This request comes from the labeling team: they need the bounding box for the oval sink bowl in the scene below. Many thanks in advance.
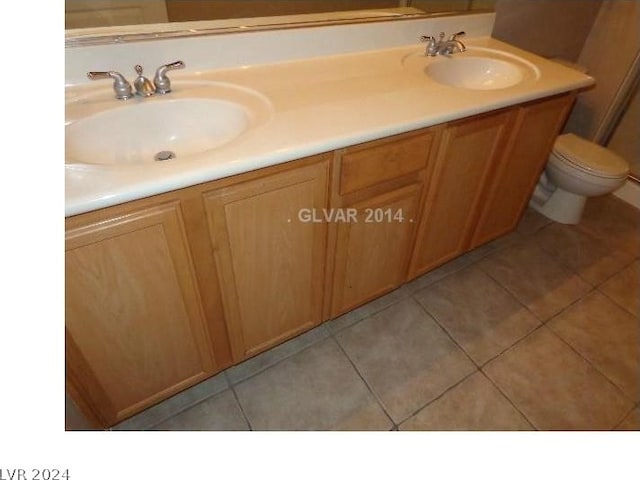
[402,47,540,91]
[426,56,524,90]
[65,81,272,166]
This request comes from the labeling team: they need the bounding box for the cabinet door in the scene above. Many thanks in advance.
[205,158,329,361]
[470,94,575,247]
[330,183,422,317]
[409,110,513,278]
[66,201,216,427]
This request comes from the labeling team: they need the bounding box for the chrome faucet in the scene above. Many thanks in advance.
[86,71,134,100]
[420,31,466,56]
[153,60,185,94]
[87,60,185,100]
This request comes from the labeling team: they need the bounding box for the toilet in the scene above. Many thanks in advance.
[530,133,629,224]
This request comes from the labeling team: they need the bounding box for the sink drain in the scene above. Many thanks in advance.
[154,150,176,161]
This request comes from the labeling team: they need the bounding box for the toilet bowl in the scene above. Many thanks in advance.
[530,133,629,224]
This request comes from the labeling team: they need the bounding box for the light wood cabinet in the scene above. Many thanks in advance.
[66,93,576,428]
[328,129,439,317]
[329,184,423,316]
[204,155,330,361]
[65,201,217,427]
[409,110,514,279]
[470,94,576,248]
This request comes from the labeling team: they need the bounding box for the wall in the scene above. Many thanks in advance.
[564,0,640,141]
[492,0,602,61]
[608,84,640,176]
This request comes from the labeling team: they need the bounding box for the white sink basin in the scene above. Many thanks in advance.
[65,81,272,166]
[402,47,540,90]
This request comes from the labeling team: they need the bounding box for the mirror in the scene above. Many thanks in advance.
[66,1,495,44]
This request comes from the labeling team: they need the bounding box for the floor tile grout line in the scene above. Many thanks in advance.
[338,290,535,430]
[476,368,538,431]
[225,325,332,388]
[359,288,412,316]
[573,213,640,258]
[580,254,634,290]
[468,293,636,430]
[227,378,254,431]
[543,282,601,323]
[327,290,405,336]
[150,326,334,429]
[582,251,636,288]
[410,264,551,369]
[408,295,480,371]
[220,289,466,431]
[473,246,539,318]
[396,369,479,430]
[596,281,639,318]
[397,294,528,429]
[475,243,598,325]
[138,378,232,431]
[522,217,553,237]
[611,402,638,430]
[399,229,521,296]
[145,330,332,430]
[475,324,543,370]
[479,321,547,368]
[530,222,637,289]
[403,255,482,294]
[544,323,638,408]
[328,332,397,429]
[411,293,485,370]
[326,313,369,335]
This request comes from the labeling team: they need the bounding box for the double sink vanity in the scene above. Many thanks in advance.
[65,13,593,428]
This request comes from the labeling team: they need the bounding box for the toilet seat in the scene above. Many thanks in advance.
[552,133,629,179]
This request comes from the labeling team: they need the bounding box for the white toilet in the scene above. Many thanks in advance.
[530,133,629,224]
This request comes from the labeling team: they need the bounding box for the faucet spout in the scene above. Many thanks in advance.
[134,65,155,97]
[419,31,466,57]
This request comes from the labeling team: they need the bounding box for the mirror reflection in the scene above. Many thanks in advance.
[66,0,495,30]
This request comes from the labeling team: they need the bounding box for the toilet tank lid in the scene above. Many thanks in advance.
[554,134,629,177]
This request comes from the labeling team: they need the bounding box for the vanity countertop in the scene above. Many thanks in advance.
[65,36,593,216]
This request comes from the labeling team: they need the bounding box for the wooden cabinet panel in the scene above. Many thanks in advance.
[330,183,422,317]
[65,201,216,426]
[470,94,575,248]
[339,129,436,195]
[409,110,514,278]
[204,157,330,361]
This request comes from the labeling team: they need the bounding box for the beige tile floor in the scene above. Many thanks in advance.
[115,195,640,431]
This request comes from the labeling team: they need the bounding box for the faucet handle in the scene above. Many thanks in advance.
[153,60,185,95]
[420,35,438,56]
[87,71,133,100]
[448,31,466,41]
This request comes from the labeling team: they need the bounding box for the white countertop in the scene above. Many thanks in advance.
[65,35,593,217]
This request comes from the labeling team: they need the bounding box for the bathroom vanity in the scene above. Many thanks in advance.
[65,14,592,428]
